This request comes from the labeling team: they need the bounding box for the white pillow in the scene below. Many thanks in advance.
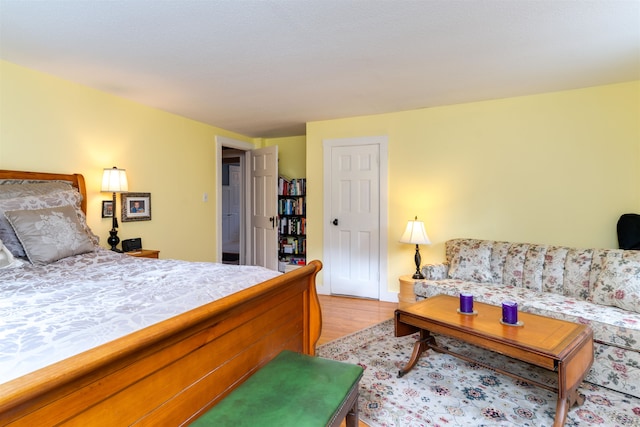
[0,238,16,268]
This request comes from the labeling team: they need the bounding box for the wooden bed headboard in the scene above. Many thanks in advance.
[0,169,88,214]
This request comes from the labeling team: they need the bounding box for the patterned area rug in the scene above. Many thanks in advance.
[317,319,640,427]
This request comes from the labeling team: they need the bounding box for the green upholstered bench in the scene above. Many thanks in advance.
[192,350,364,427]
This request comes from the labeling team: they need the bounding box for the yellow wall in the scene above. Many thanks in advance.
[307,81,640,295]
[265,135,307,179]
[0,60,257,261]
[2,59,638,297]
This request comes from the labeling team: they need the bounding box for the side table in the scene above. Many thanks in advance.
[125,249,160,259]
[398,275,420,309]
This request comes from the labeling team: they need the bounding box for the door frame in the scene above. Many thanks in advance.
[322,135,393,302]
[215,136,253,264]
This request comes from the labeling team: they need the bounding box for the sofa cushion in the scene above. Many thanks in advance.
[541,246,569,294]
[590,251,640,314]
[563,248,594,299]
[502,243,529,287]
[522,244,547,292]
[421,263,449,280]
[489,241,511,284]
[447,240,492,282]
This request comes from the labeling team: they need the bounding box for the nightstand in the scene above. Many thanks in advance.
[125,249,160,259]
[398,275,420,309]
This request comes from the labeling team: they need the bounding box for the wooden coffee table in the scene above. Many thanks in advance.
[395,294,593,427]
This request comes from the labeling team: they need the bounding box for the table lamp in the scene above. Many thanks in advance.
[101,166,128,252]
[400,216,431,279]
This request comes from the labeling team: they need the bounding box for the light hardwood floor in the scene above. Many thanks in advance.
[317,295,398,427]
[318,295,398,346]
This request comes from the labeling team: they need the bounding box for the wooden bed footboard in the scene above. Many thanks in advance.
[0,260,323,426]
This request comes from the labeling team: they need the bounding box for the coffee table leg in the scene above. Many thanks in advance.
[554,339,592,427]
[554,394,568,427]
[398,329,434,377]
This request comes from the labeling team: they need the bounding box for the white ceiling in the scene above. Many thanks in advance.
[1,0,639,138]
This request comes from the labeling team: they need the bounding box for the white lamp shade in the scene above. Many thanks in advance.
[400,219,431,245]
[101,167,129,192]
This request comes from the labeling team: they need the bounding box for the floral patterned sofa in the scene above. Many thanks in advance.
[414,238,640,398]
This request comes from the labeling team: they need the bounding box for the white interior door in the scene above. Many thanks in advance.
[222,164,241,255]
[228,165,241,244]
[250,146,279,270]
[326,142,381,299]
[222,186,232,245]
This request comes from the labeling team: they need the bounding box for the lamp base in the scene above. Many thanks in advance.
[412,244,424,280]
[108,228,121,252]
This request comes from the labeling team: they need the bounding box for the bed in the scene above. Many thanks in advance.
[0,169,322,426]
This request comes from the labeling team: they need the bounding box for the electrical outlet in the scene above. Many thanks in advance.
[203,192,208,202]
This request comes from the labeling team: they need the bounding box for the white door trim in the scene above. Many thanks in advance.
[215,136,253,264]
[322,135,393,302]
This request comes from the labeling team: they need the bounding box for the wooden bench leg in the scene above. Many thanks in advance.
[345,397,358,427]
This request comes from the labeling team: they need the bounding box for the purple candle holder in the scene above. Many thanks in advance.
[459,293,474,314]
[502,301,518,324]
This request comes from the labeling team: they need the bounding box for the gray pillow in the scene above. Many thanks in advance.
[4,205,95,265]
[0,182,74,199]
[0,190,98,257]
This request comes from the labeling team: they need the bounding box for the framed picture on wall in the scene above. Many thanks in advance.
[121,192,151,222]
[101,200,114,218]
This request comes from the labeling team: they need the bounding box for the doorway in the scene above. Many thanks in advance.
[216,136,279,270]
[322,135,391,301]
[216,136,253,265]
[222,153,241,264]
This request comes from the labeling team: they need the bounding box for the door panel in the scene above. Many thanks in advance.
[222,186,231,245]
[328,144,380,298]
[228,165,241,244]
[250,146,278,271]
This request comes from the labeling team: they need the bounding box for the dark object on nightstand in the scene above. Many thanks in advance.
[122,238,142,252]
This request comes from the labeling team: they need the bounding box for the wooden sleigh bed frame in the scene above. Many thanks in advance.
[0,169,323,426]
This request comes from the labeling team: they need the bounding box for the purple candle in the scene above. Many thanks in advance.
[502,301,518,324]
[459,293,474,313]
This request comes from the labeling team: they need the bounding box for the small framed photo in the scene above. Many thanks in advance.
[102,200,114,218]
[121,192,151,222]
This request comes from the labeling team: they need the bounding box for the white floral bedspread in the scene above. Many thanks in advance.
[0,248,280,384]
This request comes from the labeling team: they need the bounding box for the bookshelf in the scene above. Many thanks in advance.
[278,177,306,271]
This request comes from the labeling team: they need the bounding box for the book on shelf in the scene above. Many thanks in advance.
[278,197,305,215]
[279,236,306,256]
[278,177,306,196]
[279,217,306,235]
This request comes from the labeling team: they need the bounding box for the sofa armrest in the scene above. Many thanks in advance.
[421,263,449,280]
